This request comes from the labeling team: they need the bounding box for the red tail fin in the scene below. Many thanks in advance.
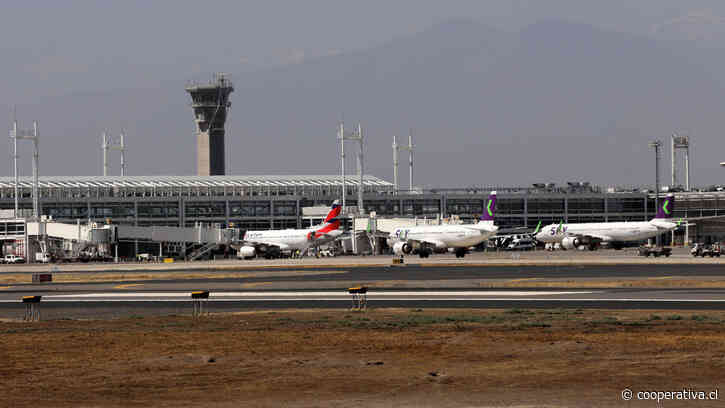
[315,220,340,235]
[324,200,341,223]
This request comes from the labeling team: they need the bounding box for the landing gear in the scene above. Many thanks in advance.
[418,248,432,258]
[264,247,281,259]
[455,248,467,258]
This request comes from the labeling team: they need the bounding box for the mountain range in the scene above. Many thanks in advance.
[7,19,725,188]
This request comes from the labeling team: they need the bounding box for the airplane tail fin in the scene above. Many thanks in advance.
[469,191,497,233]
[654,194,675,219]
[324,200,341,223]
[308,219,341,240]
[479,191,497,222]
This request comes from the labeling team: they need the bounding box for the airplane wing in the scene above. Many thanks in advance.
[405,238,447,249]
[565,233,612,242]
[243,240,290,251]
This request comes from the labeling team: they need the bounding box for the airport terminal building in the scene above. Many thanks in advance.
[0,175,723,245]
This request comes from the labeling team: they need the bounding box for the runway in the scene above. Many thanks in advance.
[4,262,725,282]
[2,261,725,319]
[2,287,725,320]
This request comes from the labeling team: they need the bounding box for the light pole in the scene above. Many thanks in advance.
[11,119,40,219]
[338,122,365,215]
[650,140,662,246]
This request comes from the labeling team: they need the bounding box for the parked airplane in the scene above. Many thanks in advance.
[535,194,679,250]
[388,192,499,258]
[238,200,342,259]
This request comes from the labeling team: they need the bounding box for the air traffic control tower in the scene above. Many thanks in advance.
[185,73,234,176]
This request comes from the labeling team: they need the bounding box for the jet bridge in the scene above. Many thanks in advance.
[1,217,240,262]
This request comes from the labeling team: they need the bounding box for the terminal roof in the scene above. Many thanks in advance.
[0,175,394,189]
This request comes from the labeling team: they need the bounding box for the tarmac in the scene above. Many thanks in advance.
[1,247,724,274]
[1,247,724,319]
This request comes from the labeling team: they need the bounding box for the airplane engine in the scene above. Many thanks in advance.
[238,246,257,259]
[561,236,581,250]
[561,236,599,250]
[393,242,412,255]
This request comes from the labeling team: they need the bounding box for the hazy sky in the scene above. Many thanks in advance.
[4,1,725,186]
[3,0,724,102]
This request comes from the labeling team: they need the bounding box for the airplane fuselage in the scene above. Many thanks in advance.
[244,227,341,251]
[537,220,676,243]
[389,224,496,248]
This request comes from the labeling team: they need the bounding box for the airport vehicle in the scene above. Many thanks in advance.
[35,252,52,263]
[388,192,498,258]
[3,254,25,264]
[506,238,536,251]
[691,243,721,257]
[637,246,672,257]
[535,194,679,250]
[318,248,337,257]
[238,201,342,259]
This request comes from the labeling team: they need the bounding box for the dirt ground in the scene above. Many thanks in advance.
[1,308,724,407]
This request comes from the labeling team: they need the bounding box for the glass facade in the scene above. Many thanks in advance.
[447,199,483,215]
[568,198,604,214]
[138,202,179,218]
[527,198,565,214]
[608,197,646,214]
[185,202,225,218]
[22,176,725,234]
[497,198,525,215]
[1,193,656,228]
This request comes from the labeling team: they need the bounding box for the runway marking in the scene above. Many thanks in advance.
[44,290,596,299]
[2,298,725,303]
[507,278,540,283]
[114,283,144,289]
[240,282,275,288]
[648,276,675,280]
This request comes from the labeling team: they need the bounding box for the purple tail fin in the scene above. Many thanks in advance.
[655,194,674,219]
[481,191,497,221]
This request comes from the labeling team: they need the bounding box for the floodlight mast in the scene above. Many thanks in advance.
[120,130,126,176]
[671,133,691,191]
[102,131,108,177]
[392,135,399,193]
[10,118,40,219]
[407,129,414,191]
[12,119,18,218]
[392,129,414,193]
[338,121,365,215]
[339,122,346,213]
[649,140,662,246]
[32,122,38,219]
[102,130,127,176]
[357,123,364,215]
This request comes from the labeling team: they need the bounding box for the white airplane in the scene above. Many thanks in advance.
[238,200,342,259]
[388,191,499,258]
[535,194,679,250]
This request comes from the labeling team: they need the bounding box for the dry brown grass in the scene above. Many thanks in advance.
[1,308,724,407]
